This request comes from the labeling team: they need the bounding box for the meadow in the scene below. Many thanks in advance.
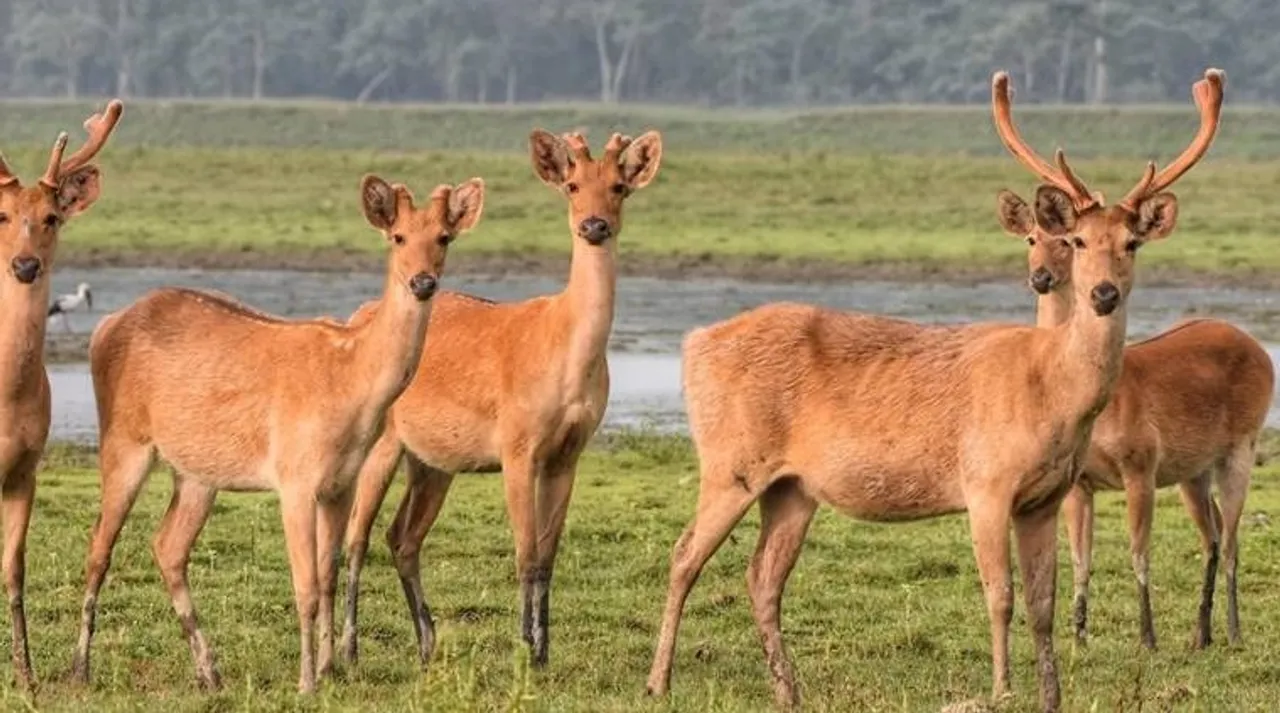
[2,434,1278,712]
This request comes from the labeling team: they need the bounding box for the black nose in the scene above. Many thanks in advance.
[578,217,612,245]
[1090,282,1120,316]
[11,257,40,284]
[1028,267,1055,295]
[408,272,438,302]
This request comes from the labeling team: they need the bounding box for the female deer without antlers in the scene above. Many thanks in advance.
[338,130,661,669]
[646,70,1221,713]
[70,173,485,692]
[995,70,1269,650]
[0,99,122,689]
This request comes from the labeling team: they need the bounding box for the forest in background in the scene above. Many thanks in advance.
[1,0,1276,106]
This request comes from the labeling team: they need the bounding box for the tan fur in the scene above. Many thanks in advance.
[0,102,121,689]
[998,189,1273,650]
[336,129,662,669]
[70,175,485,693]
[646,72,1223,713]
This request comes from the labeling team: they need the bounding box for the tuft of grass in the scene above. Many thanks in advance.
[8,434,1280,711]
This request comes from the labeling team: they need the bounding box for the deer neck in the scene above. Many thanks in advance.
[1050,294,1126,420]
[555,238,617,393]
[349,271,432,411]
[0,278,51,399]
[1035,286,1074,329]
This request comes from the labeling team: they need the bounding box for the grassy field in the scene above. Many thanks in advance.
[4,434,1279,712]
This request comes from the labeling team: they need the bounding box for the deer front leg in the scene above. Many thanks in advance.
[1122,472,1157,649]
[966,497,1013,702]
[280,487,320,694]
[316,487,355,679]
[501,451,542,661]
[1061,485,1094,645]
[340,434,404,666]
[528,449,587,668]
[1,468,35,690]
[1015,502,1063,713]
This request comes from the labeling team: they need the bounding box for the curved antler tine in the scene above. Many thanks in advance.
[39,133,70,188]
[392,183,416,213]
[602,132,633,163]
[0,154,17,187]
[561,132,592,162]
[1122,68,1224,209]
[1118,161,1157,211]
[60,99,124,174]
[991,71,1095,207]
[1053,149,1096,210]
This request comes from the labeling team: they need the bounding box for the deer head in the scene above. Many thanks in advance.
[993,69,1223,315]
[360,175,484,302]
[0,100,122,286]
[528,129,662,246]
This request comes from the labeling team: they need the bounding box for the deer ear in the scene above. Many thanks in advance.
[1128,192,1178,242]
[448,178,485,234]
[57,165,101,217]
[621,131,663,189]
[361,174,397,230]
[996,190,1034,237]
[1033,185,1077,236]
[529,129,571,187]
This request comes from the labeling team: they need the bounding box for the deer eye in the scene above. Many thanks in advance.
[392,234,405,245]
[1072,237,1086,249]
[1025,237,1035,246]
[566,182,579,194]
[610,183,627,195]
[436,233,452,247]
[1125,239,1141,253]
[44,213,59,228]
[0,212,8,225]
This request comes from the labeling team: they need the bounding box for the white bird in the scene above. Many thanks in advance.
[48,282,93,333]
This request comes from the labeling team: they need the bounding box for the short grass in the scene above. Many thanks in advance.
[3,143,1276,276]
[5,434,1280,712]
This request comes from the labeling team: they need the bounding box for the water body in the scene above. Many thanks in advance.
[42,267,1280,442]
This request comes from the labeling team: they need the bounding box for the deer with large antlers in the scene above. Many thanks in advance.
[0,100,122,688]
[337,130,661,669]
[993,68,1270,653]
[645,71,1223,712]
[69,173,485,692]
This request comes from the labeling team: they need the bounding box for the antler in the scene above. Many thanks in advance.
[991,71,1098,210]
[39,99,124,188]
[561,132,593,163]
[1117,68,1224,211]
[0,154,17,187]
[602,133,633,164]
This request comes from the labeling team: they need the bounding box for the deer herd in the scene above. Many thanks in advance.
[0,67,1268,711]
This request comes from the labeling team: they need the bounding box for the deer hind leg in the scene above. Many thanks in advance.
[152,476,220,691]
[1015,502,1062,713]
[72,439,154,685]
[340,434,404,665]
[316,486,356,679]
[746,478,817,709]
[645,461,759,698]
[966,496,1014,702]
[1122,471,1158,649]
[1217,443,1253,646]
[386,455,455,668]
[2,461,37,690]
[1062,485,1095,645]
[1177,473,1219,649]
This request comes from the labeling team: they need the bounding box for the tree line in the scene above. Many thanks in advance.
[2,0,1276,106]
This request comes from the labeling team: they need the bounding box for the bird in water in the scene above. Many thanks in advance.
[48,282,93,333]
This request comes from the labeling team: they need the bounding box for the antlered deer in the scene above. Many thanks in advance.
[70,174,485,693]
[995,71,1270,650]
[0,99,122,689]
[645,70,1222,713]
[338,130,661,669]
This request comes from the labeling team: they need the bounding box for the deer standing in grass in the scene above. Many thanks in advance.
[0,100,122,689]
[69,173,485,692]
[646,71,1222,713]
[994,71,1270,651]
[337,130,662,669]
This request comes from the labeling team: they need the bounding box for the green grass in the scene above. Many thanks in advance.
[6,434,1280,711]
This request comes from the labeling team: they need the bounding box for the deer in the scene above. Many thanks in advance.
[645,70,1222,713]
[69,173,485,693]
[336,130,662,670]
[0,99,122,690]
[993,70,1271,652]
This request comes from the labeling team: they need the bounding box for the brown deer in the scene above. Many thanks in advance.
[69,174,485,693]
[645,70,1221,713]
[337,130,662,669]
[0,100,122,689]
[994,71,1269,651]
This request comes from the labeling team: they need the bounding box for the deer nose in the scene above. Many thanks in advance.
[10,256,41,284]
[1028,267,1055,295]
[1090,281,1120,316]
[578,217,612,245]
[408,272,438,302]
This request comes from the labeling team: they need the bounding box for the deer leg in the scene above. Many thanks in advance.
[386,456,455,668]
[645,463,759,698]
[1177,474,1219,649]
[966,497,1014,702]
[1,463,36,690]
[72,440,153,685]
[280,486,320,693]
[1217,444,1253,646]
[501,451,544,658]
[527,448,587,668]
[1122,472,1157,650]
[152,477,220,691]
[339,433,403,665]
[1061,485,1094,645]
[316,486,355,679]
[746,479,817,710]
[1015,502,1062,713]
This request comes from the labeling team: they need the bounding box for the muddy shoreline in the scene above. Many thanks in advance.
[58,246,1280,290]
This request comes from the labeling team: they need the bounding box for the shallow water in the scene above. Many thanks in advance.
[42,267,1280,442]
